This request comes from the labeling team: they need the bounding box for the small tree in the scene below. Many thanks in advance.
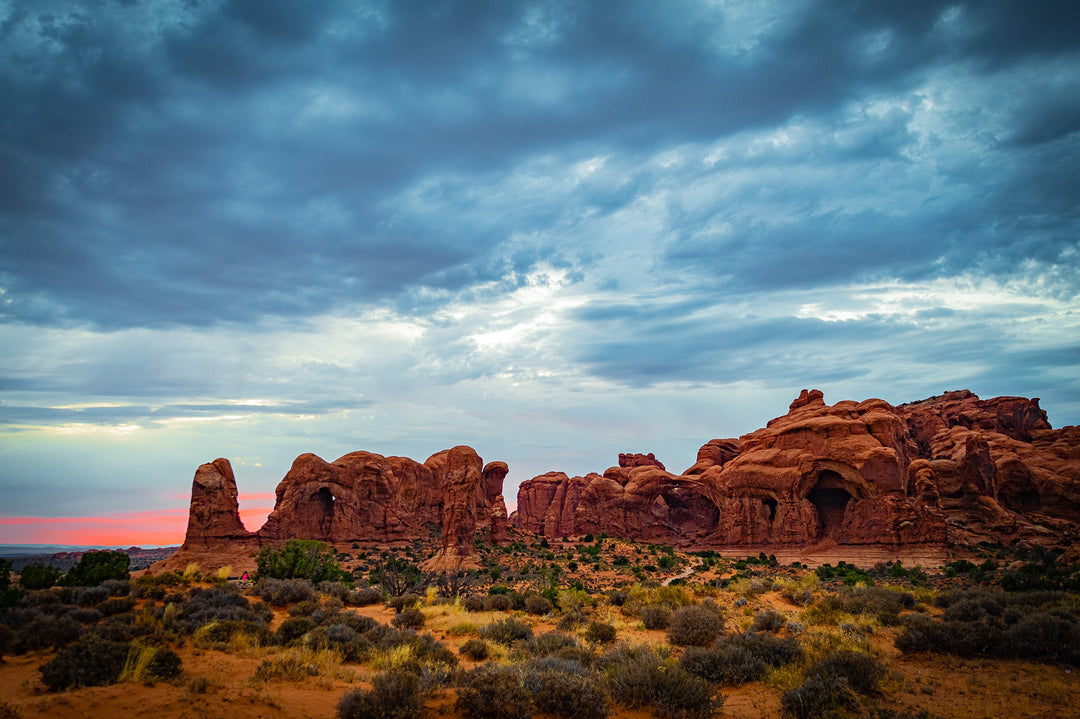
[62,551,130,587]
[255,539,351,584]
[20,562,63,590]
[370,556,423,597]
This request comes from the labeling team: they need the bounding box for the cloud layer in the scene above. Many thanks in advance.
[2,1,1078,537]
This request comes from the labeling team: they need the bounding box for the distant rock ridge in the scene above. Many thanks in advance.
[168,390,1080,573]
[511,390,1079,550]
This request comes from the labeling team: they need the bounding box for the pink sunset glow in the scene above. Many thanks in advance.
[0,492,276,547]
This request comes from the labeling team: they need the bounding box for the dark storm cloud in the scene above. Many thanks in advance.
[2,0,1078,331]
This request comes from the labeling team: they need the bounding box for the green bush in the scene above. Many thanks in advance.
[19,563,63,590]
[667,605,723,647]
[339,668,423,719]
[63,551,130,587]
[750,609,786,632]
[40,637,129,691]
[256,540,351,584]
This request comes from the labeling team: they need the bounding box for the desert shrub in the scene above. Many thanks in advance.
[178,587,256,632]
[600,643,667,709]
[251,577,316,606]
[345,587,384,606]
[680,632,803,685]
[256,539,351,584]
[585,621,617,644]
[0,623,12,660]
[12,614,83,652]
[122,644,182,681]
[69,607,103,624]
[654,666,722,719]
[457,664,533,719]
[102,579,131,596]
[98,597,136,617]
[668,605,723,647]
[388,594,421,613]
[459,638,489,660]
[63,551,130,587]
[19,563,62,590]
[391,607,425,630]
[608,589,628,606]
[339,668,424,719]
[808,649,885,695]
[484,594,513,612]
[641,605,672,630]
[517,631,592,665]
[480,617,533,645]
[751,609,786,633]
[310,624,366,662]
[319,581,350,600]
[1002,611,1080,664]
[39,637,129,691]
[524,594,553,615]
[337,611,380,634]
[74,586,109,606]
[557,610,586,631]
[277,616,317,645]
[780,648,885,719]
[463,595,486,612]
[781,674,854,719]
[289,599,320,617]
[806,586,913,626]
[524,659,610,719]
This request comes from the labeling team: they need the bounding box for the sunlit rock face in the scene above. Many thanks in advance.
[512,390,1080,550]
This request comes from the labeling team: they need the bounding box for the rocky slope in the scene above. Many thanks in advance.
[512,390,1080,552]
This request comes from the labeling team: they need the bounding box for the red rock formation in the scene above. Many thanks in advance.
[173,445,510,571]
[181,458,258,550]
[512,390,1080,551]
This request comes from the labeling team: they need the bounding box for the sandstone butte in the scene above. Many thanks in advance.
[163,390,1080,573]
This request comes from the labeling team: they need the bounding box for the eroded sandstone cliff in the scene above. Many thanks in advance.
[511,390,1080,550]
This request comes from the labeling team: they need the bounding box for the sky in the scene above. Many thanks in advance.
[1,0,1078,547]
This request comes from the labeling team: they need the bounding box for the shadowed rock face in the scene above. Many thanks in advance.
[179,445,510,569]
[512,390,1080,549]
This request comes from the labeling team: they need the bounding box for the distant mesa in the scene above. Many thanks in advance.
[163,389,1080,573]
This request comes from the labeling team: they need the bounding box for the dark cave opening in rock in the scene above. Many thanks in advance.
[312,487,335,537]
[808,484,852,539]
[764,498,778,520]
[661,488,720,534]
